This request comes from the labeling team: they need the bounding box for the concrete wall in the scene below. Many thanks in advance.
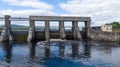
[0,31,81,42]
[90,31,120,42]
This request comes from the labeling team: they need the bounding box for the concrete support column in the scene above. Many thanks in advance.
[0,15,11,41]
[72,21,81,40]
[45,20,50,41]
[30,20,35,28]
[5,15,11,29]
[27,20,35,42]
[85,21,90,38]
[59,20,66,39]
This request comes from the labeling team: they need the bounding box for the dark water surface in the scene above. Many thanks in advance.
[0,40,120,67]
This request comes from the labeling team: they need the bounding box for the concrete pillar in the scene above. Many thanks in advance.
[27,20,35,42]
[72,21,82,40]
[59,20,66,39]
[45,20,50,41]
[0,15,11,41]
[5,15,11,29]
[30,20,35,28]
[85,21,90,38]
[5,15,11,36]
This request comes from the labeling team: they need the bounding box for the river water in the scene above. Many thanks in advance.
[0,40,120,67]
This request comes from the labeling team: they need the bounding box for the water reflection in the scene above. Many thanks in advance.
[72,41,79,57]
[101,45,112,54]
[59,42,65,57]
[40,41,91,59]
[28,42,37,67]
[28,42,36,60]
[0,40,119,67]
[1,41,13,63]
[45,42,50,58]
[83,40,91,58]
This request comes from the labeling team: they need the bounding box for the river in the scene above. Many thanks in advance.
[0,40,120,67]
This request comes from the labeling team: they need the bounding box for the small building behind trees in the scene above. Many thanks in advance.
[103,22,120,32]
[101,25,112,32]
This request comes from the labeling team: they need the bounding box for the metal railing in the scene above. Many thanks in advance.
[0,17,29,21]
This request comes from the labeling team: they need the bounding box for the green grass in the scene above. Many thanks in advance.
[112,29,120,32]
[12,28,28,30]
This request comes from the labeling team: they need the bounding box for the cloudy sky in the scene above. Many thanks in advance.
[0,0,120,26]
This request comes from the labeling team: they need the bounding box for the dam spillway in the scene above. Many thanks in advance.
[0,15,91,42]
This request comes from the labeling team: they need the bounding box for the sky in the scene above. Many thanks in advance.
[0,0,120,26]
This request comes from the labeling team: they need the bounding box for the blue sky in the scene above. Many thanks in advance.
[0,0,67,14]
[0,0,120,26]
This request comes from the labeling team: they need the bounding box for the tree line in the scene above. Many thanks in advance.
[106,22,120,29]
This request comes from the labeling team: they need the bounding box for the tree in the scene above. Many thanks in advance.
[106,22,120,29]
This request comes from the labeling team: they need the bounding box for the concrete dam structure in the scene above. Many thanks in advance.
[0,15,91,42]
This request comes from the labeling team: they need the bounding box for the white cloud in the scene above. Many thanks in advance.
[0,0,57,18]
[0,9,56,17]
[1,0,120,26]
[2,0,53,10]
[60,0,120,26]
